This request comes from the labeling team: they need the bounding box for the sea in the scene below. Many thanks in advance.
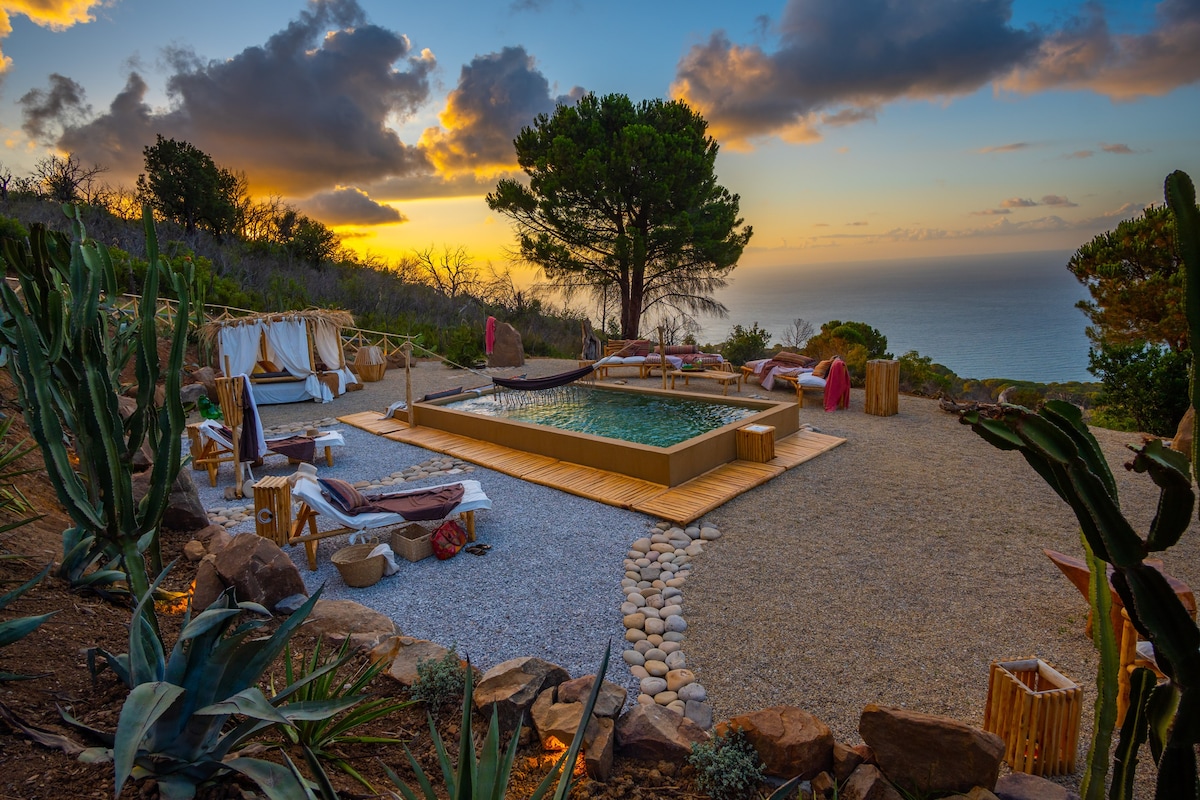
[691,250,1093,384]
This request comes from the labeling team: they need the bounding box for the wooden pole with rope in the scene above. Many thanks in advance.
[404,341,414,428]
[659,325,667,390]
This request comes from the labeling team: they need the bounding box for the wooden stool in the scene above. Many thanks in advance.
[865,359,899,416]
[984,658,1082,777]
[186,423,206,471]
[736,424,776,462]
[254,476,293,547]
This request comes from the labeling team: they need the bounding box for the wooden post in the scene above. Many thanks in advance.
[253,476,293,546]
[658,325,667,390]
[404,341,414,429]
[865,359,900,416]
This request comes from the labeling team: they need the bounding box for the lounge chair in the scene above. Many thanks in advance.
[193,374,345,497]
[287,470,492,570]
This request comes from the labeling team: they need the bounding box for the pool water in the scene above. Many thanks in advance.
[443,387,757,448]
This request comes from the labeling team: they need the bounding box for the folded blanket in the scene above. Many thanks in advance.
[344,483,466,520]
[266,435,316,464]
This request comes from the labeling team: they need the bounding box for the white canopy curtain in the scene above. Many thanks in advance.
[217,321,265,377]
[313,319,357,394]
[263,317,330,403]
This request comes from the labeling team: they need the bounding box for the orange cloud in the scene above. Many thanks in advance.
[0,0,104,72]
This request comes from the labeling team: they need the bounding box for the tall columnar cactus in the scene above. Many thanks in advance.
[0,206,189,609]
[1166,171,1200,483]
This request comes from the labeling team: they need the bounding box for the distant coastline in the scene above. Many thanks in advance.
[698,250,1091,384]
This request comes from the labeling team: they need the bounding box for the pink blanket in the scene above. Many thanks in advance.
[824,358,850,411]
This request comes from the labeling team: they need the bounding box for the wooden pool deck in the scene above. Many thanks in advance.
[337,411,845,525]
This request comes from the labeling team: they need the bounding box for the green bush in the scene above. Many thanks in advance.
[411,648,466,709]
[1087,341,1189,435]
[443,324,485,367]
[688,726,765,800]
[897,350,954,396]
[720,323,772,365]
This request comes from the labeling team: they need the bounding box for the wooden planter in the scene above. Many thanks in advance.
[253,476,293,546]
[865,359,899,416]
[984,658,1082,777]
[735,424,776,462]
[355,345,387,382]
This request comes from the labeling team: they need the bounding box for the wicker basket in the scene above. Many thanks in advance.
[355,346,387,382]
[331,542,386,588]
[390,523,433,562]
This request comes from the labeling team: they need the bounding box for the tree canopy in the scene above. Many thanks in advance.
[1068,204,1188,351]
[487,93,752,340]
[137,136,241,236]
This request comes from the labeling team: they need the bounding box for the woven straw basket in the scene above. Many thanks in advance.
[331,542,385,588]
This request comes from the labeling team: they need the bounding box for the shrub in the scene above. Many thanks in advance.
[411,647,466,708]
[443,324,484,368]
[897,350,954,396]
[1087,341,1189,435]
[688,726,765,800]
[720,323,772,365]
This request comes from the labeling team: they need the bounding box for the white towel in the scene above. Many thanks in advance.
[368,542,401,576]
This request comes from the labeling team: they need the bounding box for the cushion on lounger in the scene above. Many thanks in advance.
[774,351,815,368]
[319,477,367,512]
[421,386,463,402]
[252,359,281,375]
[813,359,833,378]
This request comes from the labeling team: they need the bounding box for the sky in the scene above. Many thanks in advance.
[1,0,1198,277]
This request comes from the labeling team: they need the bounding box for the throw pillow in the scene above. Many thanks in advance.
[775,351,815,368]
[813,359,833,378]
[319,477,367,512]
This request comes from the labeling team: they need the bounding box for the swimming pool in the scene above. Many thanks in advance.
[412,383,798,486]
[442,387,758,447]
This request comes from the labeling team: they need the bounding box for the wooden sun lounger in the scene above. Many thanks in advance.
[668,368,742,396]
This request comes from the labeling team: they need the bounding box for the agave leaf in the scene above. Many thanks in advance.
[0,561,52,611]
[272,696,364,722]
[455,661,475,799]
[551,643,611,800]
[223,756,311,800]
[113,682,185,798]
[196,687,292,725]
[0,612,58,648]
[177,606,243,641]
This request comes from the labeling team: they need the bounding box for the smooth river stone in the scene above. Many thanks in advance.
[659,641,681,655]
[647,595,665,610]
[685,543,704,556]
[631,538,652,553]
[660,604,683,618]
[644,660,669,677]
[644,648,667,662]
[663,631,685,643]
[620,602,638,616]
[621,578,636,588]
[668,700,687,716]
[623,613,646,630]
[627,550,643,560]
[684,526,700,538]
[666,669,695,692]
[634,639,653,654]
[622,650,646,667]
[639,587,661,598]
[661,563,678,574]
[677,683,707,702]
[630,665,649,680]
[700,527,721,540]
[647,634,664,646]
[664,615,687,633]
[625,629,647,643]
[666,578,686,588]
[665,651,686,670]
[657,552,676,563]
[641,607,662,620]
[628,592,646,607]
[662,587,682,599]
[640,677,667,696]
[650,542,674,554]
[654,691,679,706]
[635,558,651,568]
[624,571,640,581]
[637,694,655,705]
[644,617,666,636]
[650,533,670,544]
[640,567,661,581]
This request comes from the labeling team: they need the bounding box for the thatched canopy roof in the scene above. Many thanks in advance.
[198,308,354,349]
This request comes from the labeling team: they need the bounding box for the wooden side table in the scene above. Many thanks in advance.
[254,475,293,547]
[984,658,1081,776]
[865,359,899,416]
[736,424,776,462]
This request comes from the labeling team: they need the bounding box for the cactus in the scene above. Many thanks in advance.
[0,205,189,610]
[1166,171,1200,486]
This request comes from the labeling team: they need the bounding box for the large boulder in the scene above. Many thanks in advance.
[615,702,708,762]
[302,599,398,651]
[531,686,597,749]
[474,656,570,732]
[180,383,209,406]
[556,674,628,719]
[487,322,524,368]
[716,706,833,779]
[859,705,1004,795]
[191,367,219,401]
[204,533,308,612]
[373,636,461,687]
[132,468,209,532]
[586,716,616,781]
[994,773,1078,800]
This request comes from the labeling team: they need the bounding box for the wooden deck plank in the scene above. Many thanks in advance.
[338,411,405,435]
[522,462,665,507]
[769,429,845,468]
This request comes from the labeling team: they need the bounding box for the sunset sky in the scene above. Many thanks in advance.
[1,0,1198,275]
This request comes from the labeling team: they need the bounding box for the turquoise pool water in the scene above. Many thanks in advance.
[442,387,756,448]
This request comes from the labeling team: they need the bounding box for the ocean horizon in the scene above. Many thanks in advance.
[692,249,1093,384]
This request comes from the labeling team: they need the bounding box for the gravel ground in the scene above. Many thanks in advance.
[195,358,1200,796]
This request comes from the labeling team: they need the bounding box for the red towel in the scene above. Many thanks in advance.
[485,316,497,355]
[824,358,850,412]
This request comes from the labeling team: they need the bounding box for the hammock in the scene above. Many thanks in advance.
[492,363,595,391]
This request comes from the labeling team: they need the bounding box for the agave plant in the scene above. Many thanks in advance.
[384,644,612,800]
[71,580,362,800]
[0,563,56,681]
[267,636,414,791]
